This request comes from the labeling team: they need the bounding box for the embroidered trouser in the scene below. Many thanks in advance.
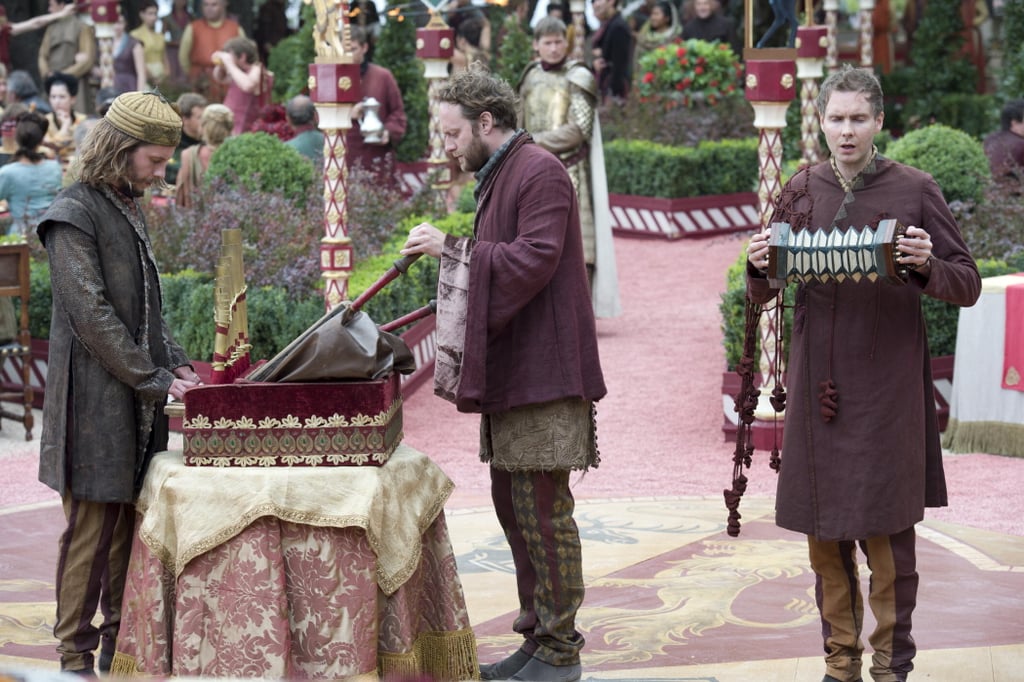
[808,526,918,682]
[54,495,135,671]
[490,468,585,666]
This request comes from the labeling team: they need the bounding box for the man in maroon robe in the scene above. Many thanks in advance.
[746,66,980,682]
[346,25,406,188]
[401,66,605,682]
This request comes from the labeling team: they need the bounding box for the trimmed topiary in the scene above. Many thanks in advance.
[205,132,316,204]
[375,6,429,163]
[884,124,990,205]
[267,3,316,103]
[495,14,534,89]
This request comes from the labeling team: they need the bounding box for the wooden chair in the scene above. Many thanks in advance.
[0,242,34,440]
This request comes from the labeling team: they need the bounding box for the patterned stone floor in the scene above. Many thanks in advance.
[4,495,1023,681]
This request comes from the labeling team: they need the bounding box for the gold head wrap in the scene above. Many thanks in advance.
[104,91,182,147]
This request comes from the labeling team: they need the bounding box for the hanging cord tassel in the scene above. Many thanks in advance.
[725,296,765,537]
[769,294,785,472]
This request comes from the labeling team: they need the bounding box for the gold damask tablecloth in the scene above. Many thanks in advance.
[113,446,478,680]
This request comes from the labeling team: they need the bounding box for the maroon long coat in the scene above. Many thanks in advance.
[346,63,406,182]
[747,157,981,541]
[454,133,606,415]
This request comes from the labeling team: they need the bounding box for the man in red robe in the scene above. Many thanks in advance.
[746,65,980,682]
[401,66,605,682]
[346,25,406,188]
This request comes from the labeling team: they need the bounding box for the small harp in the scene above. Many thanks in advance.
[766,218,909,289]
[211,228,251,384]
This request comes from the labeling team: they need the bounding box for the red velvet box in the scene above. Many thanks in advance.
[308,63,363,105]
[416,27,455,60]
[181,373,403,467]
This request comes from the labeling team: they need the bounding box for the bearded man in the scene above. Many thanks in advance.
[401,66,604,682]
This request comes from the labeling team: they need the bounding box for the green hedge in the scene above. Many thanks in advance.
[885,124,991,205]
[350,212,476,327]
[719,249,1017,371]
[604,137,758,198]
[27,213,477,362]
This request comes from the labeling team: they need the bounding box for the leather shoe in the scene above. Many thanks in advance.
[823,676,863,682]
[509,657,582,682]
[479,648,533,680]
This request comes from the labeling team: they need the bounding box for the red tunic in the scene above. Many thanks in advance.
[345,63,406,184]
[455,133,606,414]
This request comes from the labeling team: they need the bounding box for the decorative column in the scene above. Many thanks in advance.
[859,0,875,68]
[744,51,796,227]
[569,0,587,61]
[90,0,119,89]
[306,0,362,309]
[743,34,796,445]
[416,11,455,207]
[823,0,839,73]
[795,25,827,166]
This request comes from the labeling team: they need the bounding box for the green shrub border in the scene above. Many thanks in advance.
[604,137,758,198]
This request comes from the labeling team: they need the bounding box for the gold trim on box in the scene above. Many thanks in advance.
[183,399,402,466]
[745,74,758,89]
[185,397,400,430]
[781,73,794,89]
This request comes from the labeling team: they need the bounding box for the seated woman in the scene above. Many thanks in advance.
[0,110,62,236]
[175,103,233,208]
[212,37,270,136]
[42,72,86,170]
[634,0,681,77]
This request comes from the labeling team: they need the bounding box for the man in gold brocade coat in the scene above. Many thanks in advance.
[517,16,620,318]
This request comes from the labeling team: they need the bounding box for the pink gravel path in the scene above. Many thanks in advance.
[2,233,1022,536]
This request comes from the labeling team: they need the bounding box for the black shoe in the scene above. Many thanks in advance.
[508,658,582,682]
[823,676,863,682]
[480,648,533,680]
[61,669,97,678]
[98,648,113,674]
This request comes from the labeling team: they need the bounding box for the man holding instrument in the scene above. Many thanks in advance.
[745,65,980,682]
[401,65,604,682]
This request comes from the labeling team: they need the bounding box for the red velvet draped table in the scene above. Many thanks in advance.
[112,446,479,680]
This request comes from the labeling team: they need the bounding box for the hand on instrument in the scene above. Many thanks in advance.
[401,222,445,260]
[747,227,771,273]
[897,225,933,274]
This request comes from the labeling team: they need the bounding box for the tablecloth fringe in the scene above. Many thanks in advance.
[942,419,1024,458]
[378,626,479,681]
[109,651,141,676]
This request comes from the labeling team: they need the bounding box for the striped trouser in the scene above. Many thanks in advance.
[808,526,918,682]
[54,495,135,672]
[490,468,585,666]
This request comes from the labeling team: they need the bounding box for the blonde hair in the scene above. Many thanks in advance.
[76,120,143,187]
[200,103,234,146]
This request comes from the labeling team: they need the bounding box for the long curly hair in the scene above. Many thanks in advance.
[437,63,518,131]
